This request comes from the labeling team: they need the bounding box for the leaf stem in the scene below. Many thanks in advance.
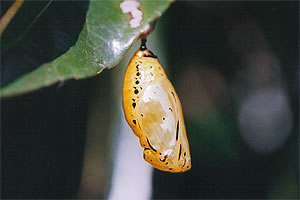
[0,0,24,37]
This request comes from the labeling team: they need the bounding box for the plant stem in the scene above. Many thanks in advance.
[0,0,24,37]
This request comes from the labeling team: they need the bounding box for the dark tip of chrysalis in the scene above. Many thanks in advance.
[139,38,158,58]
[140,38,147,50]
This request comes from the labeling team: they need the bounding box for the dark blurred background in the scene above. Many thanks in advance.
[152,2,299,199]
[1,1,299,199]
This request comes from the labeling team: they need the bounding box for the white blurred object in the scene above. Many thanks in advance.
[107,104,153,200]
[238,88,293,153]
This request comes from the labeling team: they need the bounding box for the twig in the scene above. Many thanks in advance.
[0,0,24,37]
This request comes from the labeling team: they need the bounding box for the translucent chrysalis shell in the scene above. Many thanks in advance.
[122,40,191,173]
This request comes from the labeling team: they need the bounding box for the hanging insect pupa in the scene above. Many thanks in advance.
[122,39,191,173]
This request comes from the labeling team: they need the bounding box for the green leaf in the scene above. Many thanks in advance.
[0,0,174,98]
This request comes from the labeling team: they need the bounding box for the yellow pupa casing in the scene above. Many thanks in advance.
[122,41,191,172]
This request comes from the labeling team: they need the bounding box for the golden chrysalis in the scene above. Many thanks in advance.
[122,39,191,173]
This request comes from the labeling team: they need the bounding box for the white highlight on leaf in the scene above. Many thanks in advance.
[111,39,122,55]
[120,0,143,28]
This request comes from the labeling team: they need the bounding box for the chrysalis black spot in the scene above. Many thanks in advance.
[147,138,157,152]
[132,102,136,108]
[159,155,167,162]
[178,144,182,160]
[176,121,179,141]
[134,89,139,94]
[133,120,136,125]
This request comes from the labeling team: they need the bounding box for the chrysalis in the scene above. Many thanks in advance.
[122,39,191,172]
